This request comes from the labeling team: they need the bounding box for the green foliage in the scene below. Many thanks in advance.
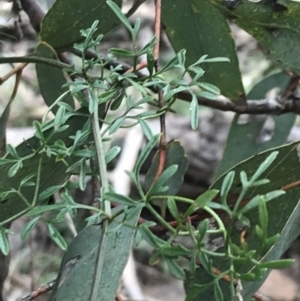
[185,142,300,300]
[1,0,300,301]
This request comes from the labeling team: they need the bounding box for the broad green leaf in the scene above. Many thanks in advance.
[215,72,295,179]
[185,142,300,300]
[144,140,188,197]
[210,0,300,74]
[162,0,245,101]
[48,208,140,301]
[40,0,122,50]
[36,42,74,114]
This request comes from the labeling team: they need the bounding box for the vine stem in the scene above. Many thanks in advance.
[89,91,111,301]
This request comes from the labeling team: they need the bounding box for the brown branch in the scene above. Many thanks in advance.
[154,0,162,61]
[153,0,167,189]
[178,91,300,115]
[125,60,148,73]
[281,75,300,99]
[0,62,28,85]
[115,294,125,301]
[29,232,35,291]
[252,292,270,301]
[21,280,55,301]
[19,0,44,33]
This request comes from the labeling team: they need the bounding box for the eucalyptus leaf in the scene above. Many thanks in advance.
[49,208,140,301]
[40,0,122,50]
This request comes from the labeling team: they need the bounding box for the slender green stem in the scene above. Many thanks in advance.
[150,195,195,204]
[232,185,248,213]
[179,228,223,236]
[203,206,226,233]
[70,204,104,214]
[89,90,111,301]
[42,91,71,124]
[110,208,126,220]
[201,248,226,257]
[0,56,73,70]
[146,203,176,233]
[92,90,110,215]
[0,208,30,226]
[13,190,31,207]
